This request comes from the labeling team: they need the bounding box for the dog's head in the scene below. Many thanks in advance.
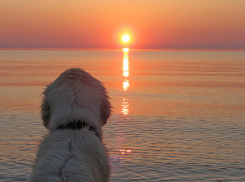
[41,68,111,131]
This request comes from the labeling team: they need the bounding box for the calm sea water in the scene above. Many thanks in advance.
[0,49,245,181]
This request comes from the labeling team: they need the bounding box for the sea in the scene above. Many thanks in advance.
[0,49,245,181]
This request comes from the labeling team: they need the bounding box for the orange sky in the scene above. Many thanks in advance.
[0,0,245,49]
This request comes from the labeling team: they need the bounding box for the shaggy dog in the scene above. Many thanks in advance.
[29,68,111,182]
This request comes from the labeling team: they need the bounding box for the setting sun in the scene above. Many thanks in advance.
[122,35,130,43]
[113,24,137,48]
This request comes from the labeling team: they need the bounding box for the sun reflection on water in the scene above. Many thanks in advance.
[121,98,129,115]
[123,48,129,52]
[123,49,129,80]
[114,48,132,165]
[119,149,132,155]
[123,57,129,78]
[121,48,130,115]
[122,80,129,92]
[122,48,129,92]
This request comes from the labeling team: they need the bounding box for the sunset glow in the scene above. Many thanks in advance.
[0,1,245,49]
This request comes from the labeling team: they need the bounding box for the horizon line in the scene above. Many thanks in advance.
[1,48,245,51]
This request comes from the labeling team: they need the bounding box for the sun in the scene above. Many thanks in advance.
[113,23,137,47]
[122,35,130,43]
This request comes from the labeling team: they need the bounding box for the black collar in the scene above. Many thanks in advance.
[56,120,100,139]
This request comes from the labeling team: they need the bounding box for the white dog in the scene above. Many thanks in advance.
[29,68,111,182]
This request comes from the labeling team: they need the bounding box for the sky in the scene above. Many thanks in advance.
[0,0,245,49]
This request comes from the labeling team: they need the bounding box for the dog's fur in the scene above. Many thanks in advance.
[29,68,111,182]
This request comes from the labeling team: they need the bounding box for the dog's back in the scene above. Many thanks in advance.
[29,129,110,182]
[29,68,111,182]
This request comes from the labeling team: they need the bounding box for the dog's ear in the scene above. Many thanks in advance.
[100,94,111,125]
[41,90,51,128]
